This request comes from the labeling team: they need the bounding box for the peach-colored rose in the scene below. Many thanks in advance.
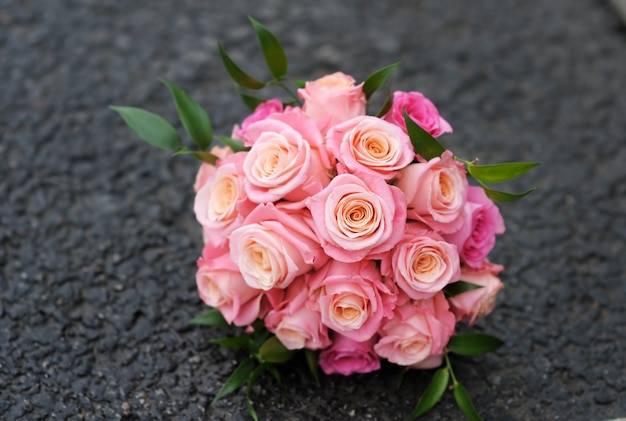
[193,145,234,192]
[383,91,452,138]
[242,114,330,204]
[326,116,414,180]
[448,261,504,325]
[382,223,460,300]
[319,333,381,376]
[374,292,455,367]
[194,152,255,247]
[196,243,265,326]
[307,260,395,342]
[264,277,331,350]
[307,173,407,262]
[229,203,329,291]
[298,72,366,134]
[397,150,468,234]
[232,99,283,143]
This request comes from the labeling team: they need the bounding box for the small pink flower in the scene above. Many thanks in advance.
[326,116,414,180]
[383,91,452,138]
[233,99,283,143]
[307,173,407,262]
[444,186,505,268]
[308,260,396,342]
[397,150,468,234]
[298,72,366,134]
[319,333,381,376]
[448,261,504,325]
[381,223,460,300]
[374,292,455,367]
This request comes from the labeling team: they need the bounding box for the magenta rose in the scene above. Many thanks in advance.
[229,203,329,291]
[307,173,407,262]
[233,98,283,143]
[264,277,331,350]
[242,112,331,204]
[326,116,414,180]
[319,333,381,376]
[298,72,366,134]
[397,150,468,234]
[448,261,504,325]
[374,292,455,367]
[383,91,452,138]
[196,243,265,327]
[444,186,505,268]
[307,260,396,342]
[381,223,461,300]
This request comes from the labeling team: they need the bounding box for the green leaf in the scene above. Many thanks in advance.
[481,185,535,203]
[265,364,286,405]
[241,93,266,111]
[304,349,320,387]
[248,16,288,79]
[411,368,450,419]
[447,333,504,356]
[258,336,294,363]
[215,135,250,153]
[192,151,219,165]
[443,281,484,298]
[110,106,181,151]
[218,41,266,90]
[404,109,446,160]
[210,335,252,349]
[160,79,213,150]
[188,308,230,328]
[363,62,401,100]
[468,162,541,184]
[210,358,256,407]
[453,382,482,421]
[292,79,306,89]
[375,90,394,118]
[246,363,269,421]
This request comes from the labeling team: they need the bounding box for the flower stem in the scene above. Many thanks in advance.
[444,352,458,386]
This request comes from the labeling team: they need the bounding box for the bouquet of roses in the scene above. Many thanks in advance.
[112,17,539,420]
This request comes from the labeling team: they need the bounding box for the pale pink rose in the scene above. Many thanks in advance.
[444,186,505,268]
[397,150,468,234]
[448,261,504,325]
[307,260,396,342]
[242,115,331,204]
[264,277,331,350]
[383,91,452,138]
[194,152,255,247]
[381,223,460,300]
[229,203,329,291]
[196,243,265,326]
[298,72,366,134]
[374,292,455,367]
[307,173,407,262]
[326,116,414,180]
[319,333,381,376]
[232,99,283,143]
[193,145,234,192]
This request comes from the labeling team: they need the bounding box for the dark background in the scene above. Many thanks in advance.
[1,0,625,419]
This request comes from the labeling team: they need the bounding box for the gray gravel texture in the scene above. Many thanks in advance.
[1,0,625,420]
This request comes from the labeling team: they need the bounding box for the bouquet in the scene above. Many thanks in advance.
[112,17,539,420]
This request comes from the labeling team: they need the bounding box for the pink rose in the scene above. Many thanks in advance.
[298,72,366,134]
[448,261,504,325]
[383,91,452,138]
[307,173,407,262]
[196,243,265,326]
[242,113,331,204]
[326,116,414,180]
[397,150,468,234]
[229,203,329,291]
[265,277,331,350]
[444,186,505,268]
[374,292,455,367]
[233,99,283,142]
[381,223,460,300]
[193,145,234,192]
[307,260,395,342]
[194,152,255,247]
[319,333,381,376]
